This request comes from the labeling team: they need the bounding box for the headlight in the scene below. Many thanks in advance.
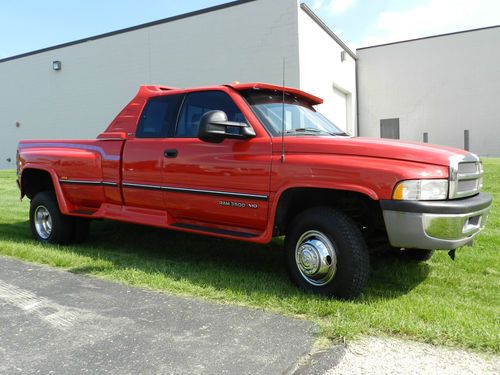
[392,179,448,200]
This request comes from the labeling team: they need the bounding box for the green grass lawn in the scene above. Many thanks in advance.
[0,160,499,353]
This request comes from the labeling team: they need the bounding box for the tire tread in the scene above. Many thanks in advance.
[30,191,75,245]
[286,207,370,300]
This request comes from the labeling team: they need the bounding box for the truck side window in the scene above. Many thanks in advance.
[136,95,182,138]
[176,91,246,137]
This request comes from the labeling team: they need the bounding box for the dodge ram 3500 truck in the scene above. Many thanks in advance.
[17,83,492,299]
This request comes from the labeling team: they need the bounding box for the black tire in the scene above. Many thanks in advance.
[74,218,91,243]
[395,248,435,262]
[285,207,370,300]
[30,191,75,245]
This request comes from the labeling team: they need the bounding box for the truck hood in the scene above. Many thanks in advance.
[278,136,470,166]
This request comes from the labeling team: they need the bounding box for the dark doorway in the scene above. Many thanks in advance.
[380,118,400,139]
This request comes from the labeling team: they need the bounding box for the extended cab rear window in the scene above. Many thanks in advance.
[136,95,183,138]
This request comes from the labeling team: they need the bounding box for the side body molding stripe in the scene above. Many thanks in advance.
[60,179,118,187]
[59,179,268,201]
[122,182,269,201]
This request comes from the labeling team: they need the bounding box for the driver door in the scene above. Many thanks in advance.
[161,90,272,233]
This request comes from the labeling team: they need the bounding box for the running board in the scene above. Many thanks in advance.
[69,204,260,240]
[171,223,258,238]
[70,210,95,216]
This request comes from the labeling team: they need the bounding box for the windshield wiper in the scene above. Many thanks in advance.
[283,128,330,135]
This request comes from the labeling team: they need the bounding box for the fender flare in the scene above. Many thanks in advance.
[20,164,72,214]
[266,182,380,236]
[272,182,379,205]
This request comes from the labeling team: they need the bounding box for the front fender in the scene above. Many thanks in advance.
[271,154,448,202]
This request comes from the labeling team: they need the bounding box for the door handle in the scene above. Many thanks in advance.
[164,149,178,158]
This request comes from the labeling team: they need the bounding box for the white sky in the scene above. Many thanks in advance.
[307,0,500,49]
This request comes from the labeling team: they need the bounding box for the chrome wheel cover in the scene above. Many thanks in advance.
[295,230,337,286]
[34,205,52,239]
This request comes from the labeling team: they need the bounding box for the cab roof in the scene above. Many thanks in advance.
[133,82,324,106]
[106,82,323,135]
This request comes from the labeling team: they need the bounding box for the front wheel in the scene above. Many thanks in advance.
[285,207,370,300]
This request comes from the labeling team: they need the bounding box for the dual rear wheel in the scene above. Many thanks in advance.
[30,191,90,245]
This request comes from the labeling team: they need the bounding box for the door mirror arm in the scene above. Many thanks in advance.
[198,110,256,143]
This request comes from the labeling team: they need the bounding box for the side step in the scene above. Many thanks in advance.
[70,210,95,216]
[70,204,262,240]
[171,223,258,239]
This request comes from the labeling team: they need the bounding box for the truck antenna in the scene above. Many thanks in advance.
[281,57,286,163]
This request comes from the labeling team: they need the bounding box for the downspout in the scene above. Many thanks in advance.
[355,56,360,137]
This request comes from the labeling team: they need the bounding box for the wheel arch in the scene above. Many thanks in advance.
[273,186,383,237]
[20,166,71,214]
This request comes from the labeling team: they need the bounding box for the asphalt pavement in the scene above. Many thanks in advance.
[0,256,322,374]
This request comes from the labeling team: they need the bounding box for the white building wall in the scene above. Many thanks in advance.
[357,26,500,157]
[297,7,357,134]
[0,0,301,169]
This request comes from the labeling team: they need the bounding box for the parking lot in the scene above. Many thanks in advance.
[0,257,319,374]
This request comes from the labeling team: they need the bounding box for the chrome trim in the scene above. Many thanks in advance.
[163,186,268,200]
[122,182,269,201]
[34,205,52,239]
[383,205,490,250]
[422,207,489,240]
[61,180,269,200]
[122,182,163,191]
[59,179,118,187]
[449,153,482,199]
[457,171,483,181]
[60,179,102,186]
[295,230,337,286]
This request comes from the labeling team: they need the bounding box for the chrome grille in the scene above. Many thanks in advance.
[458,162,478,174]
[458,179,480,192]
[449,154,483,199]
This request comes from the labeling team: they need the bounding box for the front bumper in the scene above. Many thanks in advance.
[380,193,492,250]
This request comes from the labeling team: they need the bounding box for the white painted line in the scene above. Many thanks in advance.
[0,280,78,329]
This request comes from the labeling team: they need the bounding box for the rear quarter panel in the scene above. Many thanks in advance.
[18,140,123,212]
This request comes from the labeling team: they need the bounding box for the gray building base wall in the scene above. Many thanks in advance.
[357,26,500,157]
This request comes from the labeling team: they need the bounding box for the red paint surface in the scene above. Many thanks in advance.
[18,83,463,243]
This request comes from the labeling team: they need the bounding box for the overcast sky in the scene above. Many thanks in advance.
[1,0,499,59]
[310,0,500,49]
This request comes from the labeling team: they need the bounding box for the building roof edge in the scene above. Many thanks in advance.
[299,3,357,60]
[0,0,258,64]
[357,24,500,51]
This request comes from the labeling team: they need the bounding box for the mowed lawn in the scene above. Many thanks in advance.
[0,159,498,353]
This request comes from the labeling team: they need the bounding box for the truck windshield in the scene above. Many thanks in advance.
[241,90,347,137]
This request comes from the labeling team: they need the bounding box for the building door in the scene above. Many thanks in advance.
[330,87,348,131]
[380,118,400,139]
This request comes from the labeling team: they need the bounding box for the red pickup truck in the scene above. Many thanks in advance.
[17,83,492,299]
